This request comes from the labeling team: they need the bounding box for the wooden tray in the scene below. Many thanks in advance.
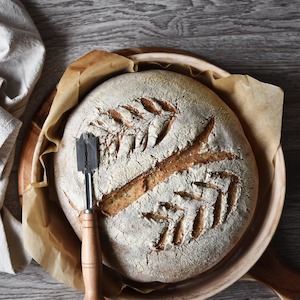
[18,49,299,299]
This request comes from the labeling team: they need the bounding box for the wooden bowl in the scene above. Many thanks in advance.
[18,48,286,299]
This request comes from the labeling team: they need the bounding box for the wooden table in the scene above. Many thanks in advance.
[1,0,300,299]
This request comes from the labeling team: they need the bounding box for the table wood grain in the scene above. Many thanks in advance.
[1,0,300,299]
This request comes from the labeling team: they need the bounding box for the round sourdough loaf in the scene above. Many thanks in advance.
[54,70,258,283]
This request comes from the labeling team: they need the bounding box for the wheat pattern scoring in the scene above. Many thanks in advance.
[91,105,241,250]
[142,172,240,251]
[96,116,241,251]
[89,97,179,160]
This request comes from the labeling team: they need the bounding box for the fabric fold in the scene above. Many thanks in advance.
[0,207,32,274]
[0,107,22,178]
[0,0,45,274]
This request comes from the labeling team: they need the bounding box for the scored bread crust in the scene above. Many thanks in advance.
[54,70,258,283]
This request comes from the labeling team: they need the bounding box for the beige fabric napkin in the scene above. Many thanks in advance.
[0,0,45,273]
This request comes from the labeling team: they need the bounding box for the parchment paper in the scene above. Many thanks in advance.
[22,50,284,298]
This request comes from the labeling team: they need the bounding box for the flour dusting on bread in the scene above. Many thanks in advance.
[54,70,258,283]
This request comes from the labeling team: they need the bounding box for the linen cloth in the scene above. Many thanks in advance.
[0,0,45,273]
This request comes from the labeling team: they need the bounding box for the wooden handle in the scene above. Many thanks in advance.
[81,211,104,300]
[247,246,300,300]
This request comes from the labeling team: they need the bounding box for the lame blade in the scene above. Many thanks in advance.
[76,133,98,174]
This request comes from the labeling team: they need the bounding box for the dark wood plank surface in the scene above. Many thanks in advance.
[1,0,300,299]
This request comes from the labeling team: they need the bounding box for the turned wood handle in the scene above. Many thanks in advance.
[81,211,104,300]
[247,246,300,300]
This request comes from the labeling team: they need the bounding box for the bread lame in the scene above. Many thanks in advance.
[76,133,104,300]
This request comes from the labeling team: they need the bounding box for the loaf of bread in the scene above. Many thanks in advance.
[54,70,258,283]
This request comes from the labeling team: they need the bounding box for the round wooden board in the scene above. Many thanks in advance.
[18,48,288,299]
